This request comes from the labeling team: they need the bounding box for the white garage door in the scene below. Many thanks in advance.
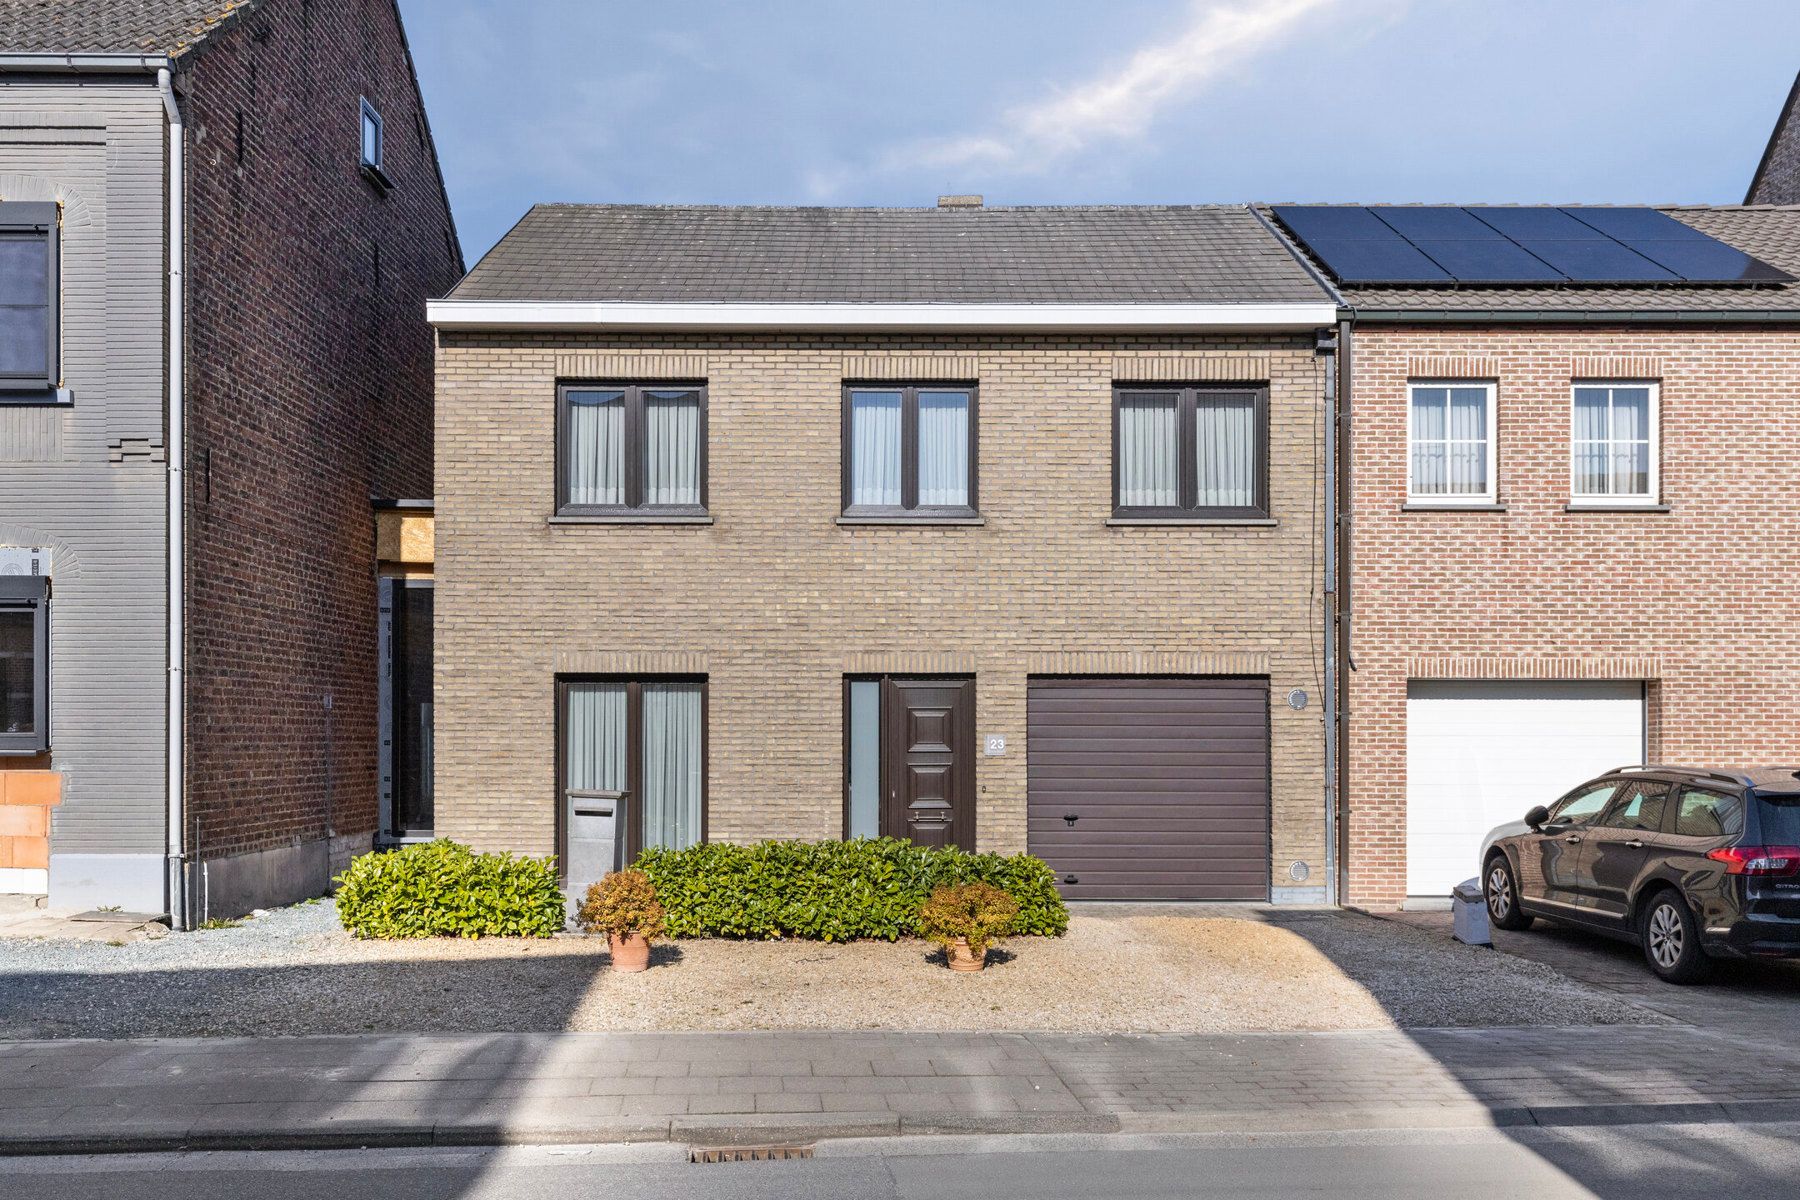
[1406,681,1645,900]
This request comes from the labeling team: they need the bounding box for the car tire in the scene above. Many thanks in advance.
[1484,854,1534,931]
[1639,890,1712,985]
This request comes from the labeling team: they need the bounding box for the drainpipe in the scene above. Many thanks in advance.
[1333,316,1354,907]
[1320,325,1339,907]
[159,67,188,930]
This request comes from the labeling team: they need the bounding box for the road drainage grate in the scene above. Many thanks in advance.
[690,1144,816,1164]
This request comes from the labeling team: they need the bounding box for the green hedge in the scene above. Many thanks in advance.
[633,837,1068,941]
[334,840,565,939]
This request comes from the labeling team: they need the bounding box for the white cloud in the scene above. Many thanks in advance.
[882,0,1343,177]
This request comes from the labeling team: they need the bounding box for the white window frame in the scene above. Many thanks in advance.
[1568,381,1659,507]
[1406,380,1498,506]
[359,97,383,172]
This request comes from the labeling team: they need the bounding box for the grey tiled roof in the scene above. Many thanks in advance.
[1263,205,1800,315]
[0,0,254,57]
[447,204,1334,305]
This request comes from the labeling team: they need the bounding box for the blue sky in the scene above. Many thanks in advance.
[397,0,1800,263]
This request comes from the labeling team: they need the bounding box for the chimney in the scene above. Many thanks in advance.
[937,194,983,209]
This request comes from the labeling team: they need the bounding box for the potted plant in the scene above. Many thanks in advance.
[919,881,1019,972]
[576,868,666,972]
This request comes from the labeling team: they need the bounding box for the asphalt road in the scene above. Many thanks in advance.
[6,1122,1800,1200]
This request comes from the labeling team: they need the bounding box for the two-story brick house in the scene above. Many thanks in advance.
[0,0,461,922]
[1265,203,1800,909]
[427,202,1343,903]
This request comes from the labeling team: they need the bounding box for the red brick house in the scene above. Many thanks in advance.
[1267,203,1800,909]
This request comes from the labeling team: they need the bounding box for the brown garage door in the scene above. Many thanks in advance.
[1027,677,1270,901]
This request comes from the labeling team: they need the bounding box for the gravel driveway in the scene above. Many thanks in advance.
[0,903,1658,1039]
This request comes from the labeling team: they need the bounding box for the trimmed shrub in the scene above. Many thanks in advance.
[576,869,667,940]
[334,840,565,939]
[633,837,1068,941]
[920,881,1020,957]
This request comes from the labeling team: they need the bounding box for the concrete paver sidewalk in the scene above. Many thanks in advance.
[5,1021,1800,1154]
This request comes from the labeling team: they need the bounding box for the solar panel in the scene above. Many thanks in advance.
[1564,207,1793,284]
[1269,205,1792,288]
[1269,205,1451,284]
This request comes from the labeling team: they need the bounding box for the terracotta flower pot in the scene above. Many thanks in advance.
[946,937,985,972]
[608,931,651,972]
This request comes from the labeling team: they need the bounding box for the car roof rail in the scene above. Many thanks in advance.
[1609,764,1753,788]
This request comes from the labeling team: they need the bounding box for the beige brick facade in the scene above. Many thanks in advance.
[435,332,1331,892]
[1346,325,1800,909]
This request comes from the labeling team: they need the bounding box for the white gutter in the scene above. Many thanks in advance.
[0,53,173,74]
[158,67,188,931]
[426,299,1342,333]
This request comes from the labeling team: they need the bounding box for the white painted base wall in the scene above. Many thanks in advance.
[1406,680,1645,900]
[0,867,47,894]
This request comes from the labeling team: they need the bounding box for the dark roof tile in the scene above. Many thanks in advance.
[0,0,253,57]
[448,204,1333,305]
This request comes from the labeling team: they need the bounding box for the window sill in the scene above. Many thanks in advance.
[1106,517,1278,527]
[836,515,986,527]
[1564,502,1671,513]
[359,161,395,195]
[1401,502,1507,513]
[548,513,714,526]
[0,386,71,406]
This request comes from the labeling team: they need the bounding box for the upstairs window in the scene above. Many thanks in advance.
[359,98,392,193]
[0,577,48,755]
[1113,385,1267,520]
[360,97,384,172]
[557,382,707,517]
[1571,383,1657,505]
[842,384,978,519]
[1408,382,1496,505]
[0,202,58,396]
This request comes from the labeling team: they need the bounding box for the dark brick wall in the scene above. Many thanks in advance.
[1748,72,1800,204]
[180,0,461,865]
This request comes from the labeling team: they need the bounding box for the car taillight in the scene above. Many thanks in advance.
[1707,846,1800,876]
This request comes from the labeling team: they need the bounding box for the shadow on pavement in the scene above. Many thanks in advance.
[1266,906,1800,1200]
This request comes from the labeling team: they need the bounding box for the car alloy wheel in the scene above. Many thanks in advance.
[1486,865,1513,922]
[1647,901,1685,970]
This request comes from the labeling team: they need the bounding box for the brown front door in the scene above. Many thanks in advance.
[883,678,975,850]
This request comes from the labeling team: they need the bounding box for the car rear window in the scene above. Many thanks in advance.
[1753,794,1800,842]
[1674,787,1743,838]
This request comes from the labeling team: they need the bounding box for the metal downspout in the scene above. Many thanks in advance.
[1321,327,1339,907]
[159,67,187,930]
[1334,316,1353,907]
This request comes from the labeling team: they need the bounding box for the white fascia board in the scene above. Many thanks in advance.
[0,53,173,73]
[425,300,1340,332]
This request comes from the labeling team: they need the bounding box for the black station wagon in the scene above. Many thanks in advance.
[1480,765,1800,983]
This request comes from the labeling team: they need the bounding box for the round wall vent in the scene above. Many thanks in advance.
[1288,861,1311,882]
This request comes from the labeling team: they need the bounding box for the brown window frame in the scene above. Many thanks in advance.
[555,381,709,517]
[554,675,709,879]
[1111,384,1269,521]
[840,382,980,520]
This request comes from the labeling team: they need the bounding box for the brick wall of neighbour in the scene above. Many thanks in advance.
[1346,326,1800,908]
[436,333,1330,883]
[180,0,462,865]
[1749,77,1800,204]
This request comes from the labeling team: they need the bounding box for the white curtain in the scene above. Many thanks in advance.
[1447,387,1487,494]
[567,683,626,793]
[1574,386,1650,497]
[917,391,970,507]
[641,683,702,851]
[1118,396,1179,507]
[1411,386,1488,496]
[645,390,701,506]
[1195,395,1256,508]
[850,391,902,506]
[567,392,625,506]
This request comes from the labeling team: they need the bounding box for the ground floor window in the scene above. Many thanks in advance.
[0,576,47,755]
[560,677,706,878]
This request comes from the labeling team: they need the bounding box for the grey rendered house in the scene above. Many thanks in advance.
[427,201,1345,904]
[0,0,460,922]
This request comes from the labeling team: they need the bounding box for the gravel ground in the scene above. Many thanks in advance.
[0,903,1659,1039]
